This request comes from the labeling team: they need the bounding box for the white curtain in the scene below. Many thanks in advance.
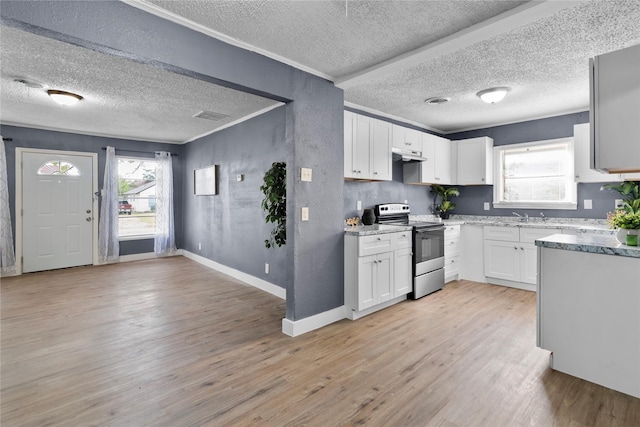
[0,138,16,273]
[98,146,119,263]
[154,151,175,255]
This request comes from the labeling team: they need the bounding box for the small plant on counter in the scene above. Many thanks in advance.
[431,184,460,219]
[608,210,640,230]
[260,162,286,248]
[602,181,640,214]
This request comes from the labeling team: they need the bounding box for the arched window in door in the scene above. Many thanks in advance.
[37,160,81,176]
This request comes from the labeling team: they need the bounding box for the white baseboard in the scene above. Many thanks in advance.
[181,250,286,300]
[282,305,346,337]
[486,277,536,292]
[118,250,181,263]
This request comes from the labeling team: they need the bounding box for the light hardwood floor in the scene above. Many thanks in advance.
[2,257,639,426]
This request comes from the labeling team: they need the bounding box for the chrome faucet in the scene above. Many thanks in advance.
[512,212,529,222]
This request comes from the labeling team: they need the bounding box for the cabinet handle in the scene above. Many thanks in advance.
[377,237,381,241]
[353,170,357,173]
[514,246,518,250]
[520,247,524,250]
[374,172,378,175]
[435,177,440,180]
[481,178,485,181]
[450,241,455,245]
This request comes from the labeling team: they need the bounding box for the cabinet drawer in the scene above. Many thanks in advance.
[445,225,460,239]
[445,255,461,276]
[520,227,561,244]
[445,238,460,256]
[359,234,396,256]
[396,231,412,249]
[484,226,519,242]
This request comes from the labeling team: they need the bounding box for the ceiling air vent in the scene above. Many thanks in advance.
[424,97,451,105]
[193,110,230,121]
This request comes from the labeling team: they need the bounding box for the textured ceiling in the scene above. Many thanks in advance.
[138,0,640,134]
[2,1,640,141]
[145,0,528,78]
[0,25,282,144]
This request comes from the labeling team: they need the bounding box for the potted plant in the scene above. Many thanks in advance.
[260,162,286,248]
[603,181,640,245]
[431,184,460,220]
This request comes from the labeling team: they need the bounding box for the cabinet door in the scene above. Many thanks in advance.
[394,247,412,297]
[434,137,452,184]
[392,125,421,150]
[376,251,394,303]
[371,119,392,181]
[457,137,493,185]
[357,255,377,311]
[344,111,357,179]
[484,240,520,281]
[420,133,436,182]
[354,115,372,179]
[519,243,538,285]
[592,44,640,173]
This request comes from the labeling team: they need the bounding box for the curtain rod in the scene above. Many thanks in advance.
[101,147,178,156]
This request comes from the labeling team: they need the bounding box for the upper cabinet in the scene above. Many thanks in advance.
[456,137,493,185]
[403,133,456,185]
[392,125,421,151]
[590,44,640,173]
[344,111,392,181]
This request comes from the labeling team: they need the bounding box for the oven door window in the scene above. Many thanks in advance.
[415,230,444,263]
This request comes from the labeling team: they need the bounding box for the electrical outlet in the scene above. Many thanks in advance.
[301,207,309,221]
[357,200,362,210]
[484,202,490,211]
[301,168,312,182]
[198,242,202,251]
[265,263,269,274]
[584,199,592,209]
[236,174,244,182]
[615,199,624,209]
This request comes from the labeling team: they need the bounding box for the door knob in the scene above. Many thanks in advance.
[86,217,92,222]
[86,209,91,214]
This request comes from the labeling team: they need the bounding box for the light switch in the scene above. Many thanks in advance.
[301,168,312,182]
[301,207,309,221]
[357,200,362,210]
[484,202,490,211]
[584,199,592,209]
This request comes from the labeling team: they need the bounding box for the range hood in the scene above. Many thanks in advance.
[392,147,427,162]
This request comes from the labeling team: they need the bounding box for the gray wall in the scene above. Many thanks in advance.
[344,161,436,219]
[2,0,345,322]
[447,111,622,219]
[0,125,183,255]
[182,107,288,289]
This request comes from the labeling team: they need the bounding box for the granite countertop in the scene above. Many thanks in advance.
[416,215,613,235]
[535,233,640,258]
[344,224,413,236]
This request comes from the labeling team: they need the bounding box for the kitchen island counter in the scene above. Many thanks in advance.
[535,233,640,258]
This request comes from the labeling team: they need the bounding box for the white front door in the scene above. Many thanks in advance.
[22,152,94,272]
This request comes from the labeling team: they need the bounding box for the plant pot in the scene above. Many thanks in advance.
[439,211,450,220]
[616,228,640,246]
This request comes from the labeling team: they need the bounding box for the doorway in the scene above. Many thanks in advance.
[16,148,98,273]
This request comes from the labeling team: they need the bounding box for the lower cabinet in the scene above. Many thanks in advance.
[345,231,412,319]
[484,226,561,291]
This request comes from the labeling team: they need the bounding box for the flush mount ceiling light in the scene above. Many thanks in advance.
[47,89,83,106]
[477,87,511,104]
[424,96,451,105]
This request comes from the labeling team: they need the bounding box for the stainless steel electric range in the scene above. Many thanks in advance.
[374,203,445,299]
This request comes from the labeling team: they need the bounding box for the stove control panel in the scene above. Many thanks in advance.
[375,203,410,217]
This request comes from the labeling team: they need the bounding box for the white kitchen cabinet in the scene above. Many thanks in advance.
[460,224,486,282]
[456,137,493,185]
[344,111,391,181]
[590,43,640,174]
[574,123,640,182]
[444,224,460,282]
[483,225,560,291]
[403,134,455,185]
[345,231,412,320]
[392,124,421,151]
[573,123,619,183]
